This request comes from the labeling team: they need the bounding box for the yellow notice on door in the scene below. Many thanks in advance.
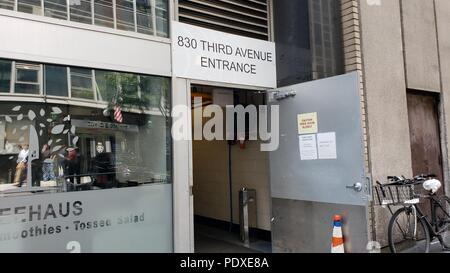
[297,112,318,135]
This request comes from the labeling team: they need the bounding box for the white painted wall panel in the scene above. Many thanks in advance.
[0,13,171,76]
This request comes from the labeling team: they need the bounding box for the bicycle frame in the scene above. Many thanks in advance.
[404,195,450,239]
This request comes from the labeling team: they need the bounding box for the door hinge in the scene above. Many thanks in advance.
[273,90,296,101]
[364,174,373,201]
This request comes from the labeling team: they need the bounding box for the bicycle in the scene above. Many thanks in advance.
[375,174,450,253]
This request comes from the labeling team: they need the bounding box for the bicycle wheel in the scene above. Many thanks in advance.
[436,196,450,249]
[388,207,430,253]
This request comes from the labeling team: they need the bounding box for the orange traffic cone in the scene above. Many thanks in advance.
[331,215,345,253]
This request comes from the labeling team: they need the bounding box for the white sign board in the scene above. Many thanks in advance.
[172,21,277,88]
[317,132,337,160]
[299,134,318,161]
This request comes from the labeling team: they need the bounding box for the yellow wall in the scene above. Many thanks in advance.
[193,137,271,231]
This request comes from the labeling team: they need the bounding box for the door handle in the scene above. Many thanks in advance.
[346,182,363,192]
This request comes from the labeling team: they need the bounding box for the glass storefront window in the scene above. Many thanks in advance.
[0,95,172,190]
[70,67,94,100]
[0,0,14,10]
[17,0,42,15]
[95,70,118,103]
[15,63,41,94]
[140,75,167,109]
[0,59,172,252]
[94,0,114,28]
[45,65,68,97]
[0,60,11,93]
[136,0,152,35]
[116,0,135,31]
[118,73,139,106]
[44,0,67,19]
[155,0,168,37]
[69,0,93,25]
[0,60,172,190]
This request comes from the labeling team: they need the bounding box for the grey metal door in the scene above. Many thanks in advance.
[268,72,371,253]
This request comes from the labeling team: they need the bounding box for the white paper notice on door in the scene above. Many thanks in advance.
[317,132,337,160]
[299,134,318,160]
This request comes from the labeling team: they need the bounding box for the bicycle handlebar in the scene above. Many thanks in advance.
[379,174,436,187]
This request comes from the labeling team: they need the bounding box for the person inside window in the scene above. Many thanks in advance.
[12,143,29,187]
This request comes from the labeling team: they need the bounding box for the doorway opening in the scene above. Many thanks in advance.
[407,90,446,219]
[407,90,445,193]
[191,84,272,253]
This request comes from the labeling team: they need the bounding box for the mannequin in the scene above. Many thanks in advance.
[13,144,29,186]
[64,147,80,184]
[41,144,56,182]
[92,142,114,188]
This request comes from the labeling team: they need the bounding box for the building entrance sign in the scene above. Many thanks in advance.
[172,21,277,88]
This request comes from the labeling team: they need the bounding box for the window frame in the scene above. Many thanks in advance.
[13,62,43,95]
[69,67,95,100]
[44,64,70,98]
[1,0,170,38]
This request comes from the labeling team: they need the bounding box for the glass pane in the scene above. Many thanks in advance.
[116,0,135,31]
[140,75,169,109]
[17,68,38,83]
[45,65,68,97]
[15,64,40,95]
[136,0,152,35]
[15,84,40,94]
[117,73,139,106]
[70,68,94,100]
[18,0,42,15]
[95,70,117,103]
[70,0,93,25]
[155,0,168,37]
[308,0,344,79]
[94,0,114,28]
[0,0,14,10]
[0,60,11,93]
[44,0,67,19]
[0,99,172,188]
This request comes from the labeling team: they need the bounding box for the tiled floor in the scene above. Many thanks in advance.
[194,223,272,253]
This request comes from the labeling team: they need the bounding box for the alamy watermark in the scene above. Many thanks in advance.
[172,97,280,152]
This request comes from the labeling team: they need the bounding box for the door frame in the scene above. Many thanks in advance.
[438,93,450,199]
[172,77,272,252]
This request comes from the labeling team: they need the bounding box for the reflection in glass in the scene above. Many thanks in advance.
[70,68,94,99]
[0,98,172,193]
[0,60,11,93]
[136,0,152,35]
[94,70,118,103]
[70,0,92,24]
[118,73,139,106]
[155,0,168,37]
[18,0,42,15]
[15,63,40,94]
[44,0,67,19]
[94,0,114,28]
[45,65,68,97]
[95,70,119,102]
[116,0,135,31]
[0,0,14,10]
[140,75,167,109]
[309,0,344,79]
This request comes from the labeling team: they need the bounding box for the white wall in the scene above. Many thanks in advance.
[0,11,171,76]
